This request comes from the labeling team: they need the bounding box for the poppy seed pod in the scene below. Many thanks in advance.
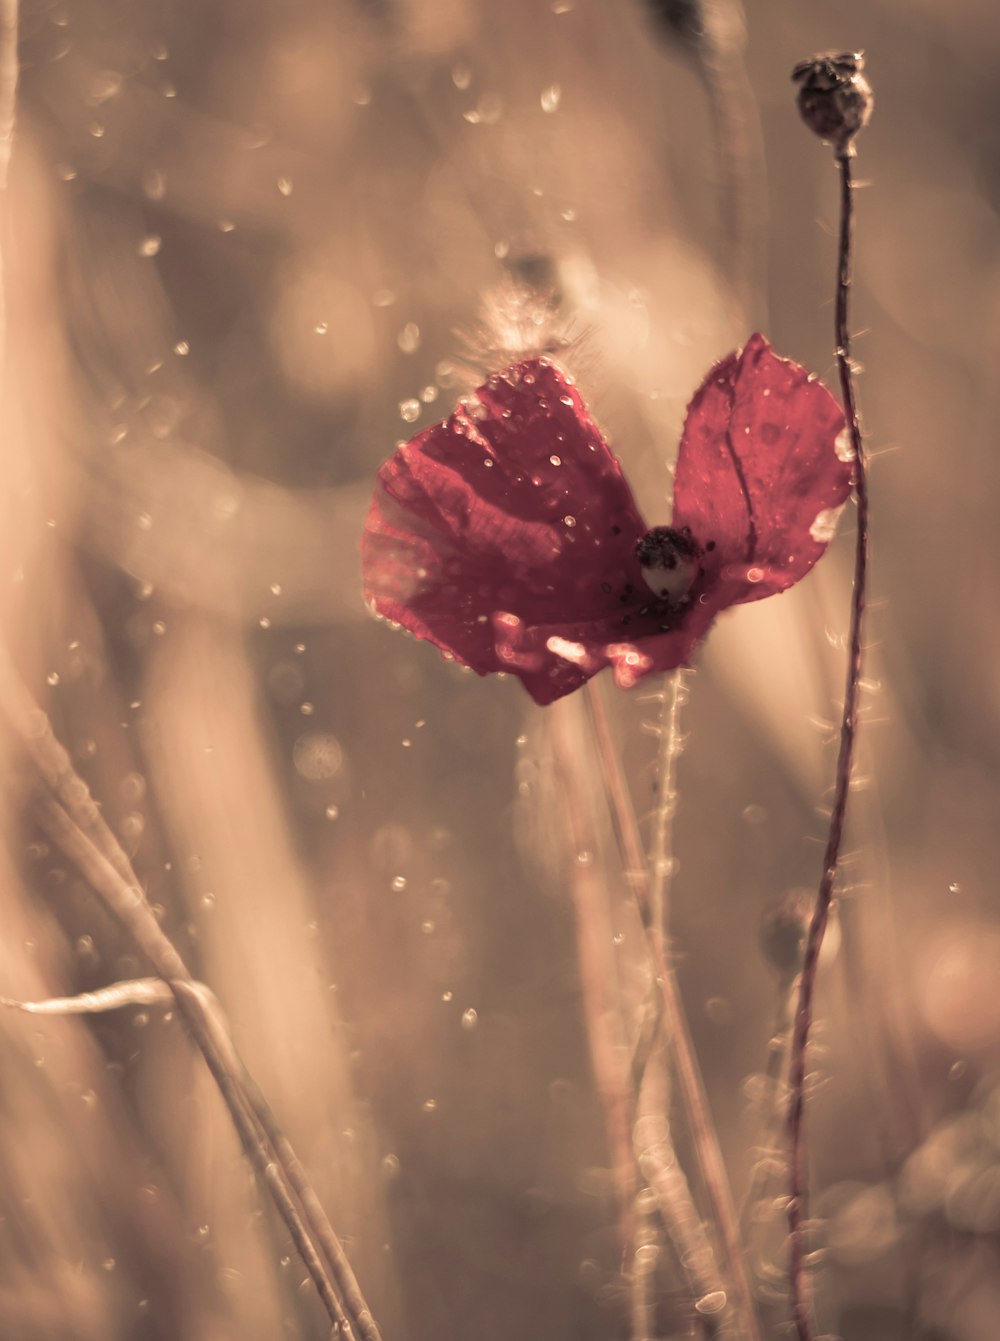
[792,51,873,155]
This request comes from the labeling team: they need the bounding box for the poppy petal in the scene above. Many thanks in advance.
[362,359,657,703]
[670,333,852,605]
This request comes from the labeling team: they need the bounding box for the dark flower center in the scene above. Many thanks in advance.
[635,525,703,603]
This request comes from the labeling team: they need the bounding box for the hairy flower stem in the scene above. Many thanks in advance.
[586,682,761,1341]
[629,674,724,1341]
[630,673,687,1104]
[786,148,870,1341]
[648,670,687,947]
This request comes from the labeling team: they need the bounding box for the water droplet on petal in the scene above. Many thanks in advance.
[835,427,856,461]
[810,505,845,544]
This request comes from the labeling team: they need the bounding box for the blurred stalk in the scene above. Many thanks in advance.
[0,0,17,381]
[549,697,637,1244]
[0,647,383,1341]
[738,976,795,1242]
[640,0,767,321]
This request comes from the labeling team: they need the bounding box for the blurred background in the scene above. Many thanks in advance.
[1,0,999,1337]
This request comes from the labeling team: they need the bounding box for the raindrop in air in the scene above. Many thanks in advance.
[397,323,421,354]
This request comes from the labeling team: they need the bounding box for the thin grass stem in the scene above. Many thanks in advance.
[0,648,382,1341]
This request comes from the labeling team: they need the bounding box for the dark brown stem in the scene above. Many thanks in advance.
[786,149,869,1341]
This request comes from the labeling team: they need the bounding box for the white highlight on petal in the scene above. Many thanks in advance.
[605,643,653,689]
[545,636,588,664]
[810,503,846,544]
[835,427,855,462]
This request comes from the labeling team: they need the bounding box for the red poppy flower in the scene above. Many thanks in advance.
[362,333,852,705]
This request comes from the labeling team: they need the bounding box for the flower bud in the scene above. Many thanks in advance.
[791,51,873,155]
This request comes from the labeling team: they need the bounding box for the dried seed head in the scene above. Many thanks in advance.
[792,51,873,154]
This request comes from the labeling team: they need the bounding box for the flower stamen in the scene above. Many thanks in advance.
[635,526,703,603]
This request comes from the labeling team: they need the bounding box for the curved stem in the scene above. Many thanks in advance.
[786,149,869,1341]
[586,682,762,1341]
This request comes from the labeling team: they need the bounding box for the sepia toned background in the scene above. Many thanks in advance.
[2,0,998,1338]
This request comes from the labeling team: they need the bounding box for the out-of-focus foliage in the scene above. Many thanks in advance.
[2,0,999,1338]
